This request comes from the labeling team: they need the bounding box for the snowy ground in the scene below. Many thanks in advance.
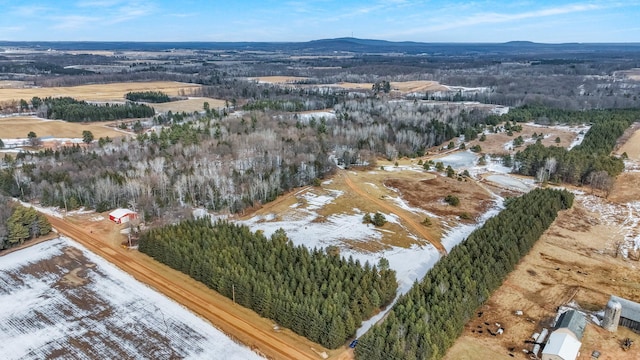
[240,177,508,337]
[0,237,263,360]
[435,151,478,170]
[577,193,640,256]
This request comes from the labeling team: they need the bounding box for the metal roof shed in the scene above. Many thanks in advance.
[542,332,581,360]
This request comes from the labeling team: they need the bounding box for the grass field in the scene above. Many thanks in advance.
[0,116,126,139]
[0,81,202,103]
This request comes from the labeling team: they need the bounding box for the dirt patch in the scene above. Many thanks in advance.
[0,81,201,103]
[0,116,126,139]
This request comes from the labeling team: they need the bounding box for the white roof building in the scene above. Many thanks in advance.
[541,332,582,360]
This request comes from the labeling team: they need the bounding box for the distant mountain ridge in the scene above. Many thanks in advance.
[1,37,639,56]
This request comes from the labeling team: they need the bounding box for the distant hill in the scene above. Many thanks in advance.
[1,38,640,56]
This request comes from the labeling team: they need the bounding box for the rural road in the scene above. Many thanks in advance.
[46,216,332,360]
[342,172,447,254]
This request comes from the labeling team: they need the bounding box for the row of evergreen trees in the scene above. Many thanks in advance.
[0,196,52,250]
[138,220,397,349]
[355,188,573,360]
[512,108,639,184]
[41,96,155,122]
[125,91,172,103]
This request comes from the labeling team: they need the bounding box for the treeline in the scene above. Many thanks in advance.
[355,188,574,360]
[0,196,52,250]
[139,220,397,348]
[38,96,155,122]
[125,91,171,103]
[511,107,639,185]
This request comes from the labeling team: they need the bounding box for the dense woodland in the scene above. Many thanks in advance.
[355,188,574,360]
[35,96,155,122]
[0,196,52,250]
[138,219,397,348]
[125,91,172,103]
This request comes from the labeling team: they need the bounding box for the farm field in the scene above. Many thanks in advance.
[0,81,202,102]
[335,80,448,93]
[0,237,262,360]
[444,129,640,360]
[0,116,126,139]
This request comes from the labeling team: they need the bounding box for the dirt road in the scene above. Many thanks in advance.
[342,172,447,254]
[46,216,326,360]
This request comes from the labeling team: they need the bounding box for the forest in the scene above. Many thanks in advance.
[0,96,499,221]
[36,96,155,122]
[0,195,52,250]
[138,219,397,348]
[506,107,640,187]
[355,188,574,360]
[125,91,172,103]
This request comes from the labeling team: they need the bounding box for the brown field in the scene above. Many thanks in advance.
[250,76,309,84]
[616,124,640,160]
[0,81,202,103]
[336,80,448,93]
[147,97,227,113]
[0,116,127,139]
[445,131,640,360]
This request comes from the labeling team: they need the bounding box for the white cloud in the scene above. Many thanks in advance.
[385,2,614,36]
[52,15,97,29]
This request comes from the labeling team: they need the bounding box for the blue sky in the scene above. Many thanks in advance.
[1,1,638,43]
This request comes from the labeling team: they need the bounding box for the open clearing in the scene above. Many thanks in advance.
[0,81,202,103]
[336,80,448,93]
[250,76,309,83]
[0,237,262,360]
[0,116,126,139]
[146,97,227,113]
[445,130,640,360]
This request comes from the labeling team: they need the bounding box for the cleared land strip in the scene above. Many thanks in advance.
[342,172,447,254]
[46,216,322,360]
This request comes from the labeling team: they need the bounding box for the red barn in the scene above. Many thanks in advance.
[108,209,137,224]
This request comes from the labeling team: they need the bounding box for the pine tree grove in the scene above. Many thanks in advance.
[138,219,398,349]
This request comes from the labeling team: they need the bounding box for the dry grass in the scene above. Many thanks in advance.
[0,81,202,103]
[616,127,640,160]
[0,116,126,139]
[336,80,448,93]
[466,123,581,155]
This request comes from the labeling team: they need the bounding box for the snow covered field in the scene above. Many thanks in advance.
[0,237,263,360]
[436,151,478,169]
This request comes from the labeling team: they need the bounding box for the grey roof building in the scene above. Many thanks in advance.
[542,310,586,360]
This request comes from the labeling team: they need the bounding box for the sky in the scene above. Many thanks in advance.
[1,0,639,43]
